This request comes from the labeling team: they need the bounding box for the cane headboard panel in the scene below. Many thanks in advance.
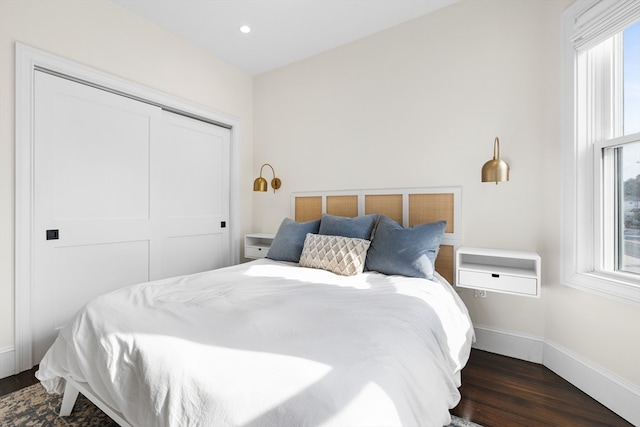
[291,187,461,285]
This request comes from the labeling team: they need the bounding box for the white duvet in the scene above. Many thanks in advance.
[37,259,474,427]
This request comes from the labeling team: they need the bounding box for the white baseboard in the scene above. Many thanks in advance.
[543,340,640,427]
[472,324,544,363]
[0,346,16,379]
[473,325,640,426]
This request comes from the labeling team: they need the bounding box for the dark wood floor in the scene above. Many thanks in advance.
[0,349,632,427]
[0,364,39,397]
[451,349,632,427]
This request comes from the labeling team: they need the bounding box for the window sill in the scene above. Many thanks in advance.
[563,271,640,306]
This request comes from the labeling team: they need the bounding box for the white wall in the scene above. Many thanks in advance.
[0,0,253,362]
[253,0,640,400]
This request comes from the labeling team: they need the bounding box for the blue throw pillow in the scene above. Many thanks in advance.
[266,218,321,263]
[318,213,378,240]
[365,215,446,280]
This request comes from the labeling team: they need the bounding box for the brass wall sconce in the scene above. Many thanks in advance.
[481,137,510,184]
[253,163,282,193]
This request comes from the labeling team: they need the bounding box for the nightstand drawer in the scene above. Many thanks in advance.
[245,246,269,259]
[244,233,275,260]
[458,270,537,296]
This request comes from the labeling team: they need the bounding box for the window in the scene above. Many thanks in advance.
[562,0,640,304]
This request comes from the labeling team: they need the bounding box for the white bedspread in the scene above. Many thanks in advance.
[37,259,474,427]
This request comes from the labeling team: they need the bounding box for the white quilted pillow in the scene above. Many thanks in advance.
[299,233,371,276]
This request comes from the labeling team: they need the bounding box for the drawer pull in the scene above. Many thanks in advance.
[491,273,500,278]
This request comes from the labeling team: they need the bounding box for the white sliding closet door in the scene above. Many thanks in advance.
[153,110,230,279]
[32,71,230,363]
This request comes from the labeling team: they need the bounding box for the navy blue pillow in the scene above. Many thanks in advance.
[266,218,321,263]
[318,214,378,240]
[365,215,446,280]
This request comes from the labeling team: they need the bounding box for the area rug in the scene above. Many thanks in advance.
[0,383,482,427]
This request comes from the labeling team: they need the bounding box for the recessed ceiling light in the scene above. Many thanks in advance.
[239,25,251,34]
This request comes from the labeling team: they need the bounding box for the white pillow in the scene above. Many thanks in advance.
[299,233,371,276]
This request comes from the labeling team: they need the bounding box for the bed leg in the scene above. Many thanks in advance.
[59,380,80,416]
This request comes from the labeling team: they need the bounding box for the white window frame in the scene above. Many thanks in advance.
[562,0,640,306]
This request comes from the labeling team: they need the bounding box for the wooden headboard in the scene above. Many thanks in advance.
[291,187,462,285]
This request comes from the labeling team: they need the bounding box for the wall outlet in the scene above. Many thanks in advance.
[474,289,487,298]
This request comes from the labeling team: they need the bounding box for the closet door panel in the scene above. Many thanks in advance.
[150,111,230,279]
[162,234,223,278]
[32,240,149,362]
[50,92,150,221]
[159,116,223,218]
[33,71,159,363]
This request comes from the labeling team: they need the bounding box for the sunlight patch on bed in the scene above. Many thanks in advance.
[117,333,336,424]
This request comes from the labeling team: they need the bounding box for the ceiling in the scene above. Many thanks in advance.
[112,0,458,76]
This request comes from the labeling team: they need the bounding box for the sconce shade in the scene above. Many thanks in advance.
[482,137,510,184]
[253,163,281,193]
[253,177,268,192]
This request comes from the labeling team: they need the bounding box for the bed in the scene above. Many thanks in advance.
[36,187,474,427]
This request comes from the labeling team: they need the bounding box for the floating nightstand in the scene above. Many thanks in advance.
[456,247,541,297]
[244,233,275,259]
